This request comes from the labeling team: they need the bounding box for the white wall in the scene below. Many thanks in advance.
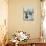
[8,0,41,39]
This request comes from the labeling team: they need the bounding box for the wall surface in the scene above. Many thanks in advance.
[8,0,41,39]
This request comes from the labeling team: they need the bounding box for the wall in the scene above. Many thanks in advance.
[8,0,41,39]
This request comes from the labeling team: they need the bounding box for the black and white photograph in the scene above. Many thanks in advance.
[23,7,34,21]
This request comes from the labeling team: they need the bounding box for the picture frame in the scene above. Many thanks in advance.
[23,7,34,21]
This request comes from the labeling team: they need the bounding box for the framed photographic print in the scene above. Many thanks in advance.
[23,7,34,21]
